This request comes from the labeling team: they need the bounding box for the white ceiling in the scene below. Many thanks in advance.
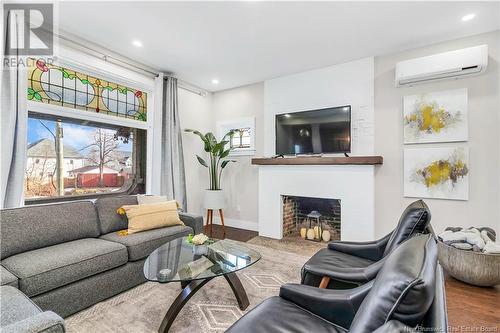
[58,1,499,91]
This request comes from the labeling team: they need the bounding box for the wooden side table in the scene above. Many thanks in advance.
[205,209,226,237]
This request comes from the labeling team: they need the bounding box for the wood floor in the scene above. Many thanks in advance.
[203,224,258,242]
[210,224,500,330]
[444,275,500,329]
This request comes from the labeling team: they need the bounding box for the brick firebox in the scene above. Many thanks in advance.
[281,195,341,240]
[282,196,297,236]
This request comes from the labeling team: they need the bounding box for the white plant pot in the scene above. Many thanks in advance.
[203,189,225,210]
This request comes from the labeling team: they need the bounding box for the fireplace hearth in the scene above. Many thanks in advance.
[282,195,341,241]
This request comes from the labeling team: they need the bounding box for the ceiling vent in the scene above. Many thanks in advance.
[395,45,488,87]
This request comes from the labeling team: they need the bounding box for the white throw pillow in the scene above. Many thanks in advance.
[137,195,168,205]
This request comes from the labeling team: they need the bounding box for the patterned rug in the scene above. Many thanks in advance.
[66,238,324,333]
[247,235,325,257]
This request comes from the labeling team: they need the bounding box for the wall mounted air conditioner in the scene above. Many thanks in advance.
[395,45,488,87]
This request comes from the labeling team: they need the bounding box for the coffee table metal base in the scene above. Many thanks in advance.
[158,272,249,333]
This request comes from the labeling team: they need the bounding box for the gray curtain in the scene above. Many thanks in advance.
[159,76,187,211]
[1,11,27,208]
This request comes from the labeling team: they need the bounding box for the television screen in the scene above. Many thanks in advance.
[275,106,351,155]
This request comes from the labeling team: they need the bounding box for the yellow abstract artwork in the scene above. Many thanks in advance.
[404,147,469,201]
[403,89,467,144]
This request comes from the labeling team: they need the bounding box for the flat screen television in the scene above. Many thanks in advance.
[275,105,351,155]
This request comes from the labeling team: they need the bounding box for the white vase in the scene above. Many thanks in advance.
[203,189,225,210]
[192,244,208,255]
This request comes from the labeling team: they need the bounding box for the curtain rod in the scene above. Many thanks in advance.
[57,34,159,77]
[57,33,207,96]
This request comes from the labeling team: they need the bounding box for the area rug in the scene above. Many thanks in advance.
[247,235,325,257]
[65,239,315,333]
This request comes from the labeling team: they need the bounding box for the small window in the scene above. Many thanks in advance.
[25,114,144,200]
[216,117,255,156]
[230,127,251,149]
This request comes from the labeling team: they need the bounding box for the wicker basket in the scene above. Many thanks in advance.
[437,240,500,287]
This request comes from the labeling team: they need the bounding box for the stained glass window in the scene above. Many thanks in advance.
[230,127,251,149]
[27,58,147,122]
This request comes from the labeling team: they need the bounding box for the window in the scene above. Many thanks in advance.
[230,127,251,149]
[25,59,149,203]
[27,58,148,122]
[25,114,145,200]
[216,117,256,156]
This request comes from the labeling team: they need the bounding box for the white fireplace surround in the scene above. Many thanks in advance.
[256,56,376,241]
[258,165,375,241]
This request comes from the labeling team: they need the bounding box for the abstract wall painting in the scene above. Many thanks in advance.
[403,88,468,144]
[404,147,469,200]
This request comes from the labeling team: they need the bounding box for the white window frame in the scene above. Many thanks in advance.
[216,117,256,156]
[27,55,156,194]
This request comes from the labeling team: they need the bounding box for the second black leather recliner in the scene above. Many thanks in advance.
[226,233,447,333]
[301,199,432,288]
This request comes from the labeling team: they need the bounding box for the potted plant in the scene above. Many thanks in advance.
[185,129,236,210]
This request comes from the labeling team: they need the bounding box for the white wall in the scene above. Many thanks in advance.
[178,89,213,216]
[374,30,500,237]
[201,58,376,232]
[179,31,500,238]
[264,57,375,156]
[210,83,264,231]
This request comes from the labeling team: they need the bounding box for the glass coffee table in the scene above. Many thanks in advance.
[143,237,261,333]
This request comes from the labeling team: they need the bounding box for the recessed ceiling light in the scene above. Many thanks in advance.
[212,79,219,85]
[461,13,475,22]
[284,114,291,118]
[132,40,143,47]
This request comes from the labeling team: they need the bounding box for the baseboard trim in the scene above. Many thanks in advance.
[208,216,259,232]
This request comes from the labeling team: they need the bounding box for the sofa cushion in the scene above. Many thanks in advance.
[0,266,18,288]
[1,285,41,326]
[226,296,346,333]
[179,212,204,235]
[95,195,138,234]
[100,225,192,261]
[2,238,127,297]
[1,201,100,259]
[349,234,437,332]
[0,286,65,332]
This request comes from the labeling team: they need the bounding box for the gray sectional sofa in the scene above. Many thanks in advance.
[0,286,65,333]
[0,195,203,321]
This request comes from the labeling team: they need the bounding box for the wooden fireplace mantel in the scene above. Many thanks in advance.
[251,156,383,166]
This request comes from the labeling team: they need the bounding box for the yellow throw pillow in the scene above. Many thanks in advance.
[120,201,184,235]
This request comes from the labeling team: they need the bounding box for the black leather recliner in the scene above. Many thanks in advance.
[226,234,448,333]
[301,199,432,288]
